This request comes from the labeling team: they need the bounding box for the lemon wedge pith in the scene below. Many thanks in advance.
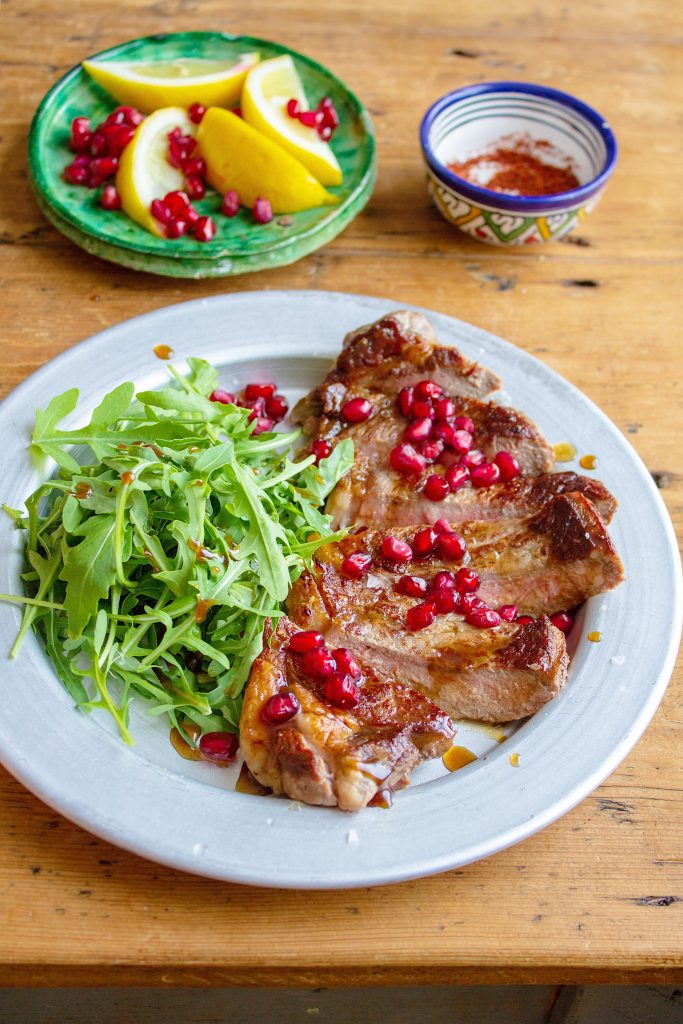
[83,54,259,114]
[241,55,342,187]
[116,107,196,235]
[197,107,340,214]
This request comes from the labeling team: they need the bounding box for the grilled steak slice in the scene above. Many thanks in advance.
[292,310,500,441]
[240,617,455,811]
[322,393,556,528]
[305,492,623,621]
[287,565,568,724]
[328,465,617,531]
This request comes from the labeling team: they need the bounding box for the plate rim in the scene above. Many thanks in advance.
[0,289,680,889]
[27,32,376,273]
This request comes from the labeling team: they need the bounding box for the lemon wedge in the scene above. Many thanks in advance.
[116,107,195,235]
[82,54,259,114]
[241,55,342,186]
[197,107,340,213]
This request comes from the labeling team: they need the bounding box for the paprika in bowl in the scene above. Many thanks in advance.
[420,81,617,246]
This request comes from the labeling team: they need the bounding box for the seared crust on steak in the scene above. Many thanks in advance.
[240,617,455,811]
[292,311,500,440]
[286,566,568,724]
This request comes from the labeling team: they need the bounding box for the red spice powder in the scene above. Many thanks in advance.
[448,135,580,197]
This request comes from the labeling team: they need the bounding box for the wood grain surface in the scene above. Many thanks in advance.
[1,0,681,988]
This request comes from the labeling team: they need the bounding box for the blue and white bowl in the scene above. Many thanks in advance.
[420,82,617,246]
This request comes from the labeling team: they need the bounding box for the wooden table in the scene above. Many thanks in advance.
[1,0,681,990]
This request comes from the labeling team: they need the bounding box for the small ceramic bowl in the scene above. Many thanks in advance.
[420,82,617,246]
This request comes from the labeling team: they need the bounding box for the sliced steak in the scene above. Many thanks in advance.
[287,566,568,724]
[308,492,623,621]
[292,310,500,441]
[240,617,455,811]
[323,393,556,528]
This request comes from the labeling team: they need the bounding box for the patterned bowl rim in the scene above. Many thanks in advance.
[420,81,618,214]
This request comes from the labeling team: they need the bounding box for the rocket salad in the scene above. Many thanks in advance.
[1,358,352,745]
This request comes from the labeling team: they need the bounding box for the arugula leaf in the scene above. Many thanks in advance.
[60,515,118,638]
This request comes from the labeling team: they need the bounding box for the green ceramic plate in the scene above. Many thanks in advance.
[28,32,376,278]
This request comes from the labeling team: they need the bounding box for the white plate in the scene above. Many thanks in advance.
[0,291,680,889]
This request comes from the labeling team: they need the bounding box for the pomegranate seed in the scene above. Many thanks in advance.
[289,630,325,654]
[323,672,360,709]
[494,450,521,482]
[455,567,480,594]
[221,189,240,217]
[253,196,273,223]
[433,520,453,536]
[99,185,121,210]
[412,528,437,558]
[516,615,534,626]
[433,422,455,447]
[470,462,502,488]
[89,129,109,156]
[550,611,575,634]
[209,389,235,405]
[88,156,118,186]
[342,397,373,423]
[107,105,143,127]
[188,102,207,124]
[431,570,456,590]
[245,382,276,401]
[185,205,200,226]
[241,396,265,418]
[433,587,458,614]
[404,417,433,443]
[299,109,323,127]
[286,98,301,118]
[395,575,430,598]
[318,97,340,129]
[311,439,332,464]
[498,604,519,623]
[194,215,216,242]
[331,648,362,680]
[262,691,300,725]
[317,125,333,141]
[414,380,443,400]
[434,397,456,421]
[466,605,502,629]
[461,449,486,470]
[199,731,239,763]
[251,416,273,435]
[437,532,467,560]
[406,600,437,631]
[168,127,183,142]
[69,116,92,153]
[462,593,485,613]
[398,386,414,417]
[166,218,188,239]
[63,160,89,185]
[168,139,186,168]
[450,429,474,455]
[185,174,206,200]
[454,416,475,433]
[265,394,289,421]
[341,552,372,579]
[446,464,470,492]
[390,443,426,475]
[423,474,449,502]
[417,439,444,463]
[151,198,172,224]
[381,536,413,563]
[303,647,336,680]
[163,190,190,216]
[412,398,435,419]
[101,123,135,156]
[184,156,207,177]
[232,107,242,118]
